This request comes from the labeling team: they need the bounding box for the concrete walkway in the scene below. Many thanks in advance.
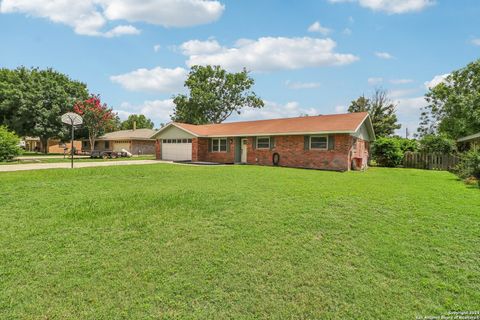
[16,155,90,160]
[0,160,169,172]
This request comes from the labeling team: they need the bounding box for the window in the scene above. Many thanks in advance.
[211,138,227,152]
[162,139,167,143]
[105,141,110,149]
[310,136,328,150]
[256,137,270,149]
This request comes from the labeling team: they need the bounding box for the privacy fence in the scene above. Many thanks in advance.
[403,152,459,171]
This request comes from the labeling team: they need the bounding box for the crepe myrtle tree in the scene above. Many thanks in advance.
[73,95,116,152]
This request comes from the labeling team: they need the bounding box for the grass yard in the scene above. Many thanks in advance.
[1,155,155,165]
[0,165,479,319]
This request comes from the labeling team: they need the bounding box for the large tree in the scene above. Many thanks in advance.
[121,114,154,130]
[171,65,264,124]
[73,95,116,152]
[348,88,401,137]
[0,67,88,153]
[418,59,480,139]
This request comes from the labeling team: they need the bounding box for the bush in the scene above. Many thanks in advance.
[372,137,404,167]
[395,137,418,153]
[0,126,22,161]
[419,134,456,154]
[455,150,480,185]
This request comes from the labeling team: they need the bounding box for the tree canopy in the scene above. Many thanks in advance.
[73,95,116,151]
[171,65,264,124]
[121,114,154,130]
[418,59,480,139]
[0,67,88,153]
[348,88,401,137]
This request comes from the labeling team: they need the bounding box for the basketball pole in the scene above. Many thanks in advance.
[71,119,74,169]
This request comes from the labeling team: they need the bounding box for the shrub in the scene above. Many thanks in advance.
[419,134,456,154]
[0,126,22,161]
[395,137,418,153]
[455,150,480,186]
[372,137,404,167]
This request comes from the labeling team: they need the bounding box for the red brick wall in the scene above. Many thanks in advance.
[351,138,369,170]
[155,140,161,159]
[196,134,354,171]
[195,137,235,163]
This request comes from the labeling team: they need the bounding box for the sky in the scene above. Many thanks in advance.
[1,0,479,136]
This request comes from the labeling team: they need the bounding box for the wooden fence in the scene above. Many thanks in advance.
[403,152,459,171]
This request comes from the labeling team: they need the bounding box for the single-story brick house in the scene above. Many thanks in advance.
[82,128,157,155]
[153,112,375,171]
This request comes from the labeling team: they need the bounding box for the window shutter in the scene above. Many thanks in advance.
[226,138,230,152]
[304,136,310,150]
[270,136,275,150]
[328,135,335,150]
[252,137,256,150]
[208,138,212,152]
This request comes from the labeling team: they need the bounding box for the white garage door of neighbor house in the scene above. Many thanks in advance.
[113,142,130,152]
[162,139,192,161]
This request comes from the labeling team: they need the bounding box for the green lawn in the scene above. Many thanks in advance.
[0,165,479,319]
[1,155,155,165]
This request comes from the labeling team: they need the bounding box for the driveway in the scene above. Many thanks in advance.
[0,160,169,172]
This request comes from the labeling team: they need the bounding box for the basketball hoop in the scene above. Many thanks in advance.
[61,112,83,168]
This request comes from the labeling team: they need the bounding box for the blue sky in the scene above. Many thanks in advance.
[1,0,479,135]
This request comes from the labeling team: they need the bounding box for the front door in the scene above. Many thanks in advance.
[241,138,248,163]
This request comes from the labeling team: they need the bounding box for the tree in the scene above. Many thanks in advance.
[121,114,154,130]
[348,89,401,137]
[0,67,89,153]
[418,134,456,154]
[73,95,116,152]
[0,126,22,161]
[419,59,480,139]
[171,65,264,124]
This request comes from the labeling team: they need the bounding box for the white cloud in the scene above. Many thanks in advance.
[342,28,352,36]
[307,21,332,35]
[389,88,419,99]
[110,67,187,93]
[368,77,383,85]
[424,73,449,89]
[0,0,225,36]
[153,44,161,52]
[115,99,175,126]
[328,0,434,14]
[180,39,223,55]
[375,51,394,59]
[182,37,359,72]
[334,105,347,113]
[471,38,480,46]
[233,101,320,121]
[103,25,140,37]
[285,81,321,90]
[389,78,413,84]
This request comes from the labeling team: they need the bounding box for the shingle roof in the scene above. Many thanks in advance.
[170,112,370,137]
[97,128,156,140]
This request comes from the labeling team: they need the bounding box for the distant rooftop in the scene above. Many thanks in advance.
[97,128,156,140]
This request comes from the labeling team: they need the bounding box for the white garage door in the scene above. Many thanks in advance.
[162,138,192,161]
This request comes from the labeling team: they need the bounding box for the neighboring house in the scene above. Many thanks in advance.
[152,112,375,171]
[82,128,157,154]
[457,132,480,151]
[23,137,81,154]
